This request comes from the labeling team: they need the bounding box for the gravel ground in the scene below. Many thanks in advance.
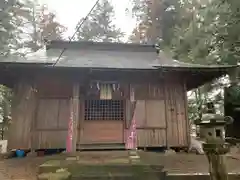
[0,157,46,180]
[0,151,239,179]
[139,151,240,174]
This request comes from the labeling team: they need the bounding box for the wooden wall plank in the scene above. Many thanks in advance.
[134,83,164,100]
[145,100,166,127]
[34,130,67,149]
[36,76,72,98]
[135,100,146,128]
[36,99,59,129]
[164,81,188,147]
[176,84,188,146]
[33,98,69,149]
[58,99,70,128]
[123,80,189,148]
[80,121,124,144]
[137,129,166,147]
[8,82,37,149]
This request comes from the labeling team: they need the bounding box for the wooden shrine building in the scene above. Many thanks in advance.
[0,40,237,151]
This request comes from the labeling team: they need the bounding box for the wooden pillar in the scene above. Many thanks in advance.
[183,81,190,148]
[72,83,79,152]
[164,81,169,149]
[30,84,38,151]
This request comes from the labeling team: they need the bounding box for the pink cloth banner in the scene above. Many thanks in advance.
[125,114,137,149]
[126,86,137,150]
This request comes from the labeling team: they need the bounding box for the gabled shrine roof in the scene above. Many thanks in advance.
[0,40,237,70]
[0,40,238,90]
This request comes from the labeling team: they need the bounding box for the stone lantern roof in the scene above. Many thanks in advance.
[196,113,233,127]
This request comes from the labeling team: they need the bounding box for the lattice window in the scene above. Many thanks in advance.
[84,100,124,121]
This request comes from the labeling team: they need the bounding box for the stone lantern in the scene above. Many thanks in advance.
[195,102,233,180]
[197,114,232,140]
[196,102,233,140]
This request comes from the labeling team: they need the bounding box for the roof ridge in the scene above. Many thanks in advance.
[46,40,158,53]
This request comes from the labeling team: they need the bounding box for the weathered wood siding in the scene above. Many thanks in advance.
[125,81,189,148]
[165,81,189,147]
[8,77,72,149]
[33,98,70,149]
[8,75,189,149]
[128,100,166,129]
[36,76,72,98]
[134,83,165,100]
[137,129,166,147]
[125,83,168,147]
[8,82,37,149]
[28,76,73,149]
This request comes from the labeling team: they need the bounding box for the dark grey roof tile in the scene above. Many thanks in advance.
[0,41,237,70]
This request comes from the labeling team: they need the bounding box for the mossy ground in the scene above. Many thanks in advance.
[38,151,164,179]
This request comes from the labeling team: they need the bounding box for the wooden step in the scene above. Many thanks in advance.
[77,143,125,150]
[71,173,165,180]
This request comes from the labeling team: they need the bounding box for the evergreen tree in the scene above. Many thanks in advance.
[128,0,180,45]
[76,0,124,42]
[0,85,12,140]
[0,0,24,55]
[0,0,66,138]
[0,0,66,54]
[23,3,67,52]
